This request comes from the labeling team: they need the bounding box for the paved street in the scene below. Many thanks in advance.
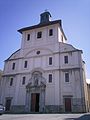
[0,113,90,120]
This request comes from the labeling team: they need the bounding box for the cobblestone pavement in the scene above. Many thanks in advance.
[0,113,90,120]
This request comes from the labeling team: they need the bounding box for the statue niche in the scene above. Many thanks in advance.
[26,71,46,89]
[33,73,39,86]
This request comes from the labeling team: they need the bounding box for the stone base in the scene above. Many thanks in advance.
[9,103,87,113]
[72,98,86,113]
[11,105,25,113]
[45,105,63,113]
[72,105,85,113]
[45,104,86,113]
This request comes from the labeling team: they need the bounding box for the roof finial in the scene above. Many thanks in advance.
[44,9,51,17]
[45,9,48,12]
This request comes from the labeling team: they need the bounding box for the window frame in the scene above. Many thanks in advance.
[24,61,28,68]
[12,62,15,70]
[64,56,68,64]
[27,34,30,41]
[65,72,69,82]
[49,57,52,65]
[10,78,13,86]
[22,76,26,85]
[48,74,52,83]
[37,31,42,38]
[49,29,53,36]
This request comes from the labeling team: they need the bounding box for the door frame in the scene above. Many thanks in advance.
[5,97,12,111]
[31,93,40,112]
[63,96,72,112]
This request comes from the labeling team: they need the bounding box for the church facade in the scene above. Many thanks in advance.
[0,11,89,113]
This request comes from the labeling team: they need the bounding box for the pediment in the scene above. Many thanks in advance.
[6,49,21,61]
[25,48,53,58]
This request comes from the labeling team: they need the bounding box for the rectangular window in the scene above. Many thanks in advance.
[37,31,42,38]
[49,29,53,36]
[27,34,30,41]
[24,61,27,68]
[12,63,15,70]
[48,74,52,83]
[49,57,52,65]
[22,76,26,85]
[10,78,13,86]
[64,56,68,64]
[65,73,69,82]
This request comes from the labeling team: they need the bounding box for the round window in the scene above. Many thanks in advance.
[36,51,40,55]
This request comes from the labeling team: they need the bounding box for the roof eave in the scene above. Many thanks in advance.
[18,20,62,34]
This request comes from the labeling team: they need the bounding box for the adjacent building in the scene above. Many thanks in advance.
[1,11,89,113]
[87,83,90,110]
[0,70,3,103]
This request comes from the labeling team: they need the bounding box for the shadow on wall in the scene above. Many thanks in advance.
[64,114,90,120]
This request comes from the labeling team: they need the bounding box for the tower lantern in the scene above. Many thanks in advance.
[40,11,52,24]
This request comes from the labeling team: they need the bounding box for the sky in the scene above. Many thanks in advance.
[0,0,90,82]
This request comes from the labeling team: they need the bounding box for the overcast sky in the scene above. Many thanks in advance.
[0,0,90,82]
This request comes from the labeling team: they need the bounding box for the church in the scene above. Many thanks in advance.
[0,11,89,113]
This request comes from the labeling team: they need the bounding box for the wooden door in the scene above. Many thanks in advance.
[31,93,40,112]
[35,93,39,112]
[31,93,36,112]
[5,99,12,111]
[65,98,72,112]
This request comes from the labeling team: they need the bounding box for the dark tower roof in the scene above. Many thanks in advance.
[40,11,52,24]
[18,11,67,40]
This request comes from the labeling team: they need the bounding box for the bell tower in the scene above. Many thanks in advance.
[40,11,52,24]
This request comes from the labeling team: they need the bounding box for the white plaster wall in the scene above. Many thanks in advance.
[45,85,55,105]
[45,70,60,105]
[61,70,73,95]
[1,76,16,106]
[21,24,62,50]
[4,77,15,97]
[4,59,20,74]
[54,71,60,105]
[17,87,26,105]
[13,74,30,105]
[2,19,86,110]
[3,43,83,107]
[60,69,82,105]
[73,70,82,97]
[45,71,55,105]
[60,51,81,69]
[58,27,66,43]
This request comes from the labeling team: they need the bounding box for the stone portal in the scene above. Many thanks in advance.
[25,71,46,113]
